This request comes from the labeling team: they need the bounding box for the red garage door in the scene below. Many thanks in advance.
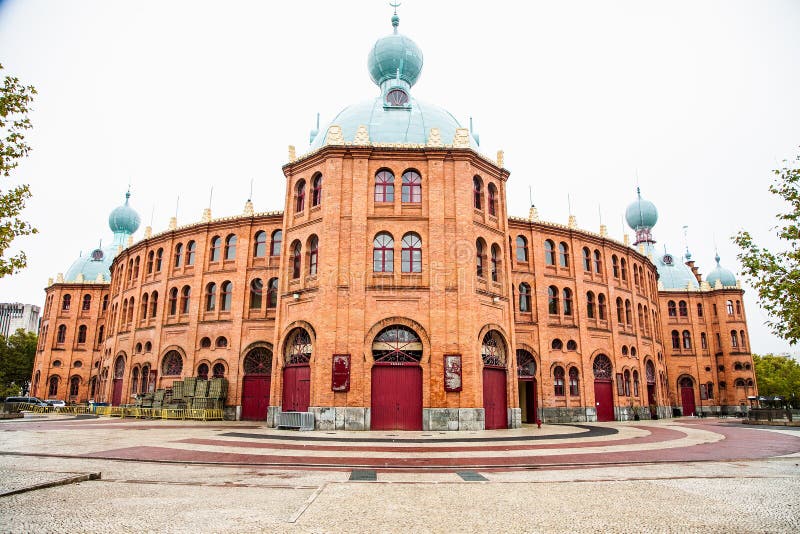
[282,365,310,412]
[242,376,271,420]
[594,380,614,422]
[371,365,422,431]
[483,368,508,429]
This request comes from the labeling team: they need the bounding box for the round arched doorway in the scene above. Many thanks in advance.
[482,331,508,429]
[111,354,126,406]
[593,354,614,422]
[645,360,657,417]
[516,349,538,424]
[370,325,423,430]
[282,328,312,412]
[679,376,696,416]
[241,346,273,420]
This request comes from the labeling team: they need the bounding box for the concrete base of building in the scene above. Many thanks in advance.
[541,405,674,423]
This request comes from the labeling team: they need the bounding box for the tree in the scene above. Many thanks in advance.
[0,329,38,398]
[733,153,800,344]
[752,353,800,408]
[0,63,37,277]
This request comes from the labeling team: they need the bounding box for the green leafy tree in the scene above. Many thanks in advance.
[753,353,800,408]
[0,63,37,277]
[734,153,800,344]
[0,329,38,398]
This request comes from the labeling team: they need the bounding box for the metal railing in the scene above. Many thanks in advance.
[277,411,314,430]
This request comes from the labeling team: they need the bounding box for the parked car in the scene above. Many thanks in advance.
[4,396,48,407]
[45,399,66,409]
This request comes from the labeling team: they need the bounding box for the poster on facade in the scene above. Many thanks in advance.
[444,354,462,392]
[332,354,350,392]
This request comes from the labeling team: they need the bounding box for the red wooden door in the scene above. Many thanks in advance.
[681,386,696,416]
[371,365,422,430]
[483,368,508,430]
[111,379,123,406]
[282,365,310,412]
[594,380,614,422]
[241,376,271,420]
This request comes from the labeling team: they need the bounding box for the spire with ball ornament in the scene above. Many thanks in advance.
[625,186,658,246]
[368,3,423,107]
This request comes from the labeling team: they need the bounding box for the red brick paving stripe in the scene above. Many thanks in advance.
[172,426,685,453]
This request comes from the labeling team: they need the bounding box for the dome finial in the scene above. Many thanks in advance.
[390,1,401,33]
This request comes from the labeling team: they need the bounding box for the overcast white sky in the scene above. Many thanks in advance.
[0,0,798,355]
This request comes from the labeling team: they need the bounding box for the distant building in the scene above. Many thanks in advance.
[0,303,40,337]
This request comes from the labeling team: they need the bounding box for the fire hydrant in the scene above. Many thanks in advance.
[536,418,542,429]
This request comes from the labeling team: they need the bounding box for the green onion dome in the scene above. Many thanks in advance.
[625,188,659,230]
[706,254,737,287]
[108,191,141,235]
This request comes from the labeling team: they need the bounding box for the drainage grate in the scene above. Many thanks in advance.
[457,471,488,482]
[349,470,377,481]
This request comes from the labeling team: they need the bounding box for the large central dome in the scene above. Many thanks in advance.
[309,14,477,151]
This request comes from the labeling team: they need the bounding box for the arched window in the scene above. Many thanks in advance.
[517,349,536,378]
[569,367,579,396]
[141,293,149,320]
[77,325,87,344]
[69,375,80,397]
[746,378,754,387]
[373,232,394,272]
[637,304,644,332]
[598,293,607,320]
[295,179,306,212]
[731,330,739,347]
[566,340,577,351]
[162,350,183,376]
[516,236,528,262]
[220,281,232,311]
[250,278,263,309]
[82,294,91,311]
[373,325,422,363]
[375,170,395,203]
[215,337,227,348]
[583,247,591,271]
[490,244,500,281]
[622,345,629,356]
[205,283,217,311]
[624,370,631,396]
[97,325,104,345]
[131,368,139,395]
[402,233,422,273]
[155,249,163,272]
[140,364,150,394]
[612,255,619,278]
[308,235,319,275]
[616,297,624,323]
[128,297,135,323]
[668,300,676,317]
[147,251,154,274]
[593,355,613,380]
[253,231,267,258]
[200,337,212,348]
[212,362,225,377]
[634,371,641,396]
[180,286,191,314]
[701,332,708,349]
[481,331,506,367]
[671,330,680,349]
[736,300,742,315]
[291,241,302,279]
[634,265,640,287]
[558,242,569,267]
[286,328,313,364]
[562,288,573,316]
[150,291,158,318]
[487,183,497,216]
[476,239,486,277]
[593,250,602,273]
[697,303,704,317]
[243,347,273,375]
[620,258,627,280]
[706,381,713,399]
[210,236,222,262]
[224,234,237,260]
[678,300,688,317]
[625,299,632,324]
[548,286,559,315]
[186,240,196,266]
[48,375,59,397]
[473,176,482,209]
[174,243,183,267]
[726,300,734,315]
[586,291,595,318]
[267,278,279,308]
[401,170,422,203]
[553,367,565,396]
[270,230,282,257]
[134,256,141,278]
[144,341,151,352]
[682,330,692,349]
[102,295,108,312]
[62,294,71,311]
[57,324,67,343]
[168,287,178,315]
[197,363,209,380]
[740,330,746,349]
[312,173,323,206]
[519,283,531,312]
[551,338,563,350]
[544,240,555,266]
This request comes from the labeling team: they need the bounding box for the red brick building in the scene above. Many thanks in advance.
[30,15,757,429]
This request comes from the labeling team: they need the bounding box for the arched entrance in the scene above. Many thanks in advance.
[679,376,696,416]
[482,331,508,430]
[111,355,125,406]
[370,325,423,430]
[241,346,273,420]
[282,328,311,412]
[646,360,657,417]
[593,354,614,422]
[517,349,538,424]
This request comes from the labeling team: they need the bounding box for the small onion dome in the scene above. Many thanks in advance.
[64,244,118,283]
[367,22,423,88]
[655,251,699,290]
[108,191,141,235]
[625,187,659,230]
[706,253,737,287]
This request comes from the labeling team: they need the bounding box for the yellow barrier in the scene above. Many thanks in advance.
[187,408,224,421]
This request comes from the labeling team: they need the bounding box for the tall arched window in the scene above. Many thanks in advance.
[487,183,497,216]
[517,350,536,378]
[141,293,149,320]
[286,328,313,364]
[515,236,528,262]
[726,300,734,315]
[625,299,632,324]
[209,236,222,262]
[586,291,596,318]
[671,330,680,349]
[583,247,591,271]
[678,300,688,317]
[373,232,394,272]
[253,231,267,257]
[146,251,154,274]
[69,375,80,398]
[558,242,569,267]
[519,283,531,312]
[594,250,602,273]
[616,297,624,323]
[174,243,183,267]
[473,176,482,209]
[307,235,319,275]
[155,249,163,272]
[731,330,738,347]
[375,170,394,203]
[312,173,323,206]
[401,233,422,273]
[620,258,627,280]
[270,230,282,257]
[267,278,279,308]
[205,283,217,311]
[150,291,158,318]
[624,370,631,396]
[250,278,263,309]
[612,255,619,278]
[82,294,91,311]
[224,234,237,260]
[490,244,500,281]
[668,300,677,316]
[180,286,191,314]
[97,325,104,345]
[544,240,555,266]
[77,325,87,344]
[212,362,225,377]
[682,330,692,349]
[481,331,506,367]
[134,256,141,277]
[633,370,640,397]
[598,293,607,320]
[131,368,139,395]
[220,281,232,311]
[102,295,108,312]
[634,264,640,286]
[169,287,178,315]
[740,330,746,349]
[401,170,422,203]
[562,288,573,316]
[291,241,302,279]
[197,363,209,380]
[48,375,59,397]
[476,239,486,277]
[736,300,742,315]
[548,286,559,315]
[295,179,306,212]
[553,366,565,396]
[162,350,183,376]
[569,367,579,396]
[62,294,71,311]
[637,304,644,332]
[186,240,196,266]
[140,364,150,394]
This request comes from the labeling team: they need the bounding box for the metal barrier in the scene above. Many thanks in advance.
[5,402,224,422]
[277,411,314,430]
